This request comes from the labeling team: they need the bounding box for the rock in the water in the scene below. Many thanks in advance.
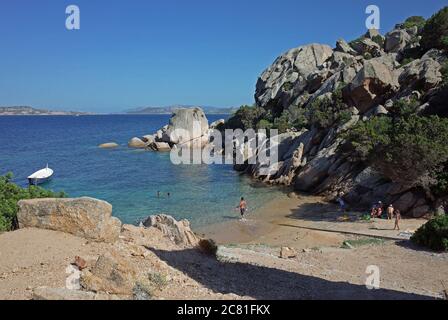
[147,142,171,152]
[128,137,147,149]
[160,108,210,148]
[142,214,200,247]
[81,250,137,295]
[99,142,119,149]
[17,197,122,243]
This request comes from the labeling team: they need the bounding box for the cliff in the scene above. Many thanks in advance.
[227,9,448,217]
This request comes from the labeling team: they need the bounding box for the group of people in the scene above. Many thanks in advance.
[370,201,401,230]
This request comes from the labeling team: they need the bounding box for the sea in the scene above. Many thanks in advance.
[0,115,283,228]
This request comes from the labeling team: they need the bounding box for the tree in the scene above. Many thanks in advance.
[402,16,426,29]
[421,7,448,51]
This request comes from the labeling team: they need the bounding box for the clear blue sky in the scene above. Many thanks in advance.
[0,0,446,113]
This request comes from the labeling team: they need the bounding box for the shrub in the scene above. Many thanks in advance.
[344,113,448,188]
[402,16,426,30]
[256,119,273,130]
[0,173,66,232]
[307,85,351,129]
[421,7,448,51]
[371,35,385,48]
[411,215,448,251]
[442,61,448,86]
[273,112,291,134]
[224,105,265,130]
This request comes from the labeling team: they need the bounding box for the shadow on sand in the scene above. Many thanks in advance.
[147,247,434,300]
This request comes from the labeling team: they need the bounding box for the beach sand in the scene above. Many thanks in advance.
[197,193,428,250]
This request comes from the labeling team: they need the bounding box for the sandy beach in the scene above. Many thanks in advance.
[198,193,428,250]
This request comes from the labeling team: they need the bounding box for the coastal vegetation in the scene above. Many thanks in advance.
[0,173,66,231]
[343,111,448,189]
[412,215,448,251]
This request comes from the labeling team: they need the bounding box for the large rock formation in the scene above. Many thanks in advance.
[133,107,212,152]
[17,197,122,243]
[255,44,334,111]
[233,22,447,215]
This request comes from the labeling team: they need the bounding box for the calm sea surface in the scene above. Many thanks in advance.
[0,115,283,227]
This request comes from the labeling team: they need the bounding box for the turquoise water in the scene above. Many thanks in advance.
[0,115,283,227]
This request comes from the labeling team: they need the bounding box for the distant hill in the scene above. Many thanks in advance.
[0,106,89,116]
[125,105,238,115]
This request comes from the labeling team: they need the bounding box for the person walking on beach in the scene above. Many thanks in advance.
[387,204,395,220]
[237,197,248,220]
[394,209,401,231]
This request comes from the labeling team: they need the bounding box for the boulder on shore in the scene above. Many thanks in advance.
[17,197,122,243]
[80,250,137,295]
[142,214,200,247]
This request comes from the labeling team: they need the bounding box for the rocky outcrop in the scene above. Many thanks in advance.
[134,107,212,152]
[235,21,447,215]
[142,214,200,247]
[344,57,399,113]
[99,142,119,149]
[80,250,137,295]
[128,137,147,149]
[17,197,122,243]
[255,44,334,110]
[157,108,210,148]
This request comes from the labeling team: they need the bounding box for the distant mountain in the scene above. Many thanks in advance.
[0,106,89,116]
[125,105,237,115]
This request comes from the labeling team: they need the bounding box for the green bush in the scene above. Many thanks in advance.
[421,7,448,51]
[224,105,266,130]
[0,173,66,232]
[402,16,426,30]
[307,85,351,129]
[344,113,448,188]
[256,119,273,130]
[371,35,385,48]
[273,112,291,134]
[411,215,448,251]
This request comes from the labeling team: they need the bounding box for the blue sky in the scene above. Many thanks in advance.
[0,0,446,113]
